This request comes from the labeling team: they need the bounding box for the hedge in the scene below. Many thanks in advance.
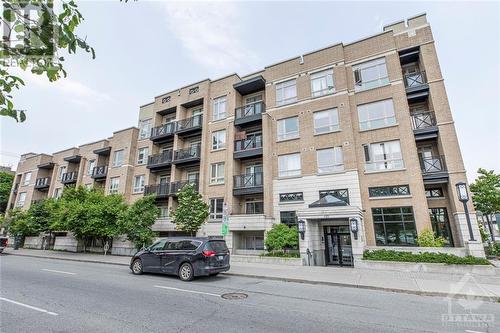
[363,249,490,265]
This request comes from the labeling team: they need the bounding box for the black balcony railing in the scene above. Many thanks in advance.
[235,133,263,152]
[150,122,176,140]
[175,114,203,133]
[91,165,108,179]
[173,145,201,163]
[170,180,199,195]
[61,171,78,184]
[420,156,447,174]
[235,101,265,120]
[144,183,170,197]
[404,71,427,89]
[234,173,263,189]
[34,177,51,189]
[411,111,436,130]
[148,150,173,168]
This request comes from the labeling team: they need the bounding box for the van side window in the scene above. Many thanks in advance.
[150,240,166,251]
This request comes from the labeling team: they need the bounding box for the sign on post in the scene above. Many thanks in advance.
[222,202,229,237]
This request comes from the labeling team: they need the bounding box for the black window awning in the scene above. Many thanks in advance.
[308,194,348,208]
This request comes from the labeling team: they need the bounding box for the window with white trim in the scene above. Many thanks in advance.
[357,99,396,130]
[209,198,224,220]
[278,153,301,177]
[23,172,32,186]
[210,162,225,184]
[213,96,227,121]
[317,147,344,173]
[211,129,226,150]
[16,192,26,207]
[276,79,297,106]
[277,116,299,141]
[245,198,264,214]
[137,147,149,165]
[311,69,335,97]
[313,108,339,134]
[364,140,404,172]
[109,177,120,194]
[112,149,124,167]
[138,118,152,139]
[54,188,62,199]
[87,159,96,175]
[58,166,66,180]
[132,175,145,193]
[353,58,389,91]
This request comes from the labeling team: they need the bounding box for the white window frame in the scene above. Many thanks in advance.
[58,166,66,180]
[112,149,124,167]
[213,96,227,121]
[54,188,62,199]
[357,99,396,130]
[138,118,152,139]
[313,108,340,134]
[137,147,149,165]
[16,192,26,207]
[211,129,226,150]
[245,198,264,214]
[310,69,335,97]
[364,140,404,172]
[87,159,96,176]
[353,57,389,92]
[277,116,299,141]
[23,172,32,186]
[278,153,301,178]
[109,177,120,194]
[210,162,225,184]
[132,175,145,193]
[276,79,297,106]
[317,147,344,174]
[209,198,224,220]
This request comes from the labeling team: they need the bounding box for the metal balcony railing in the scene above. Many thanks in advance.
[175,114,202,132]
[144,183,170,197]
[234,133,263,152]
[91,165,108,178]
[170,180,199,195]
[148,150,173,167]
[234,172,263,189]
[404,71,427,89]
[235,101,265,120]
[35,177,51,188]
[411,111,436,130]
[150,122,176,139]
[61,171,78,184]
[420,155,447,174]
[173,145,201,162]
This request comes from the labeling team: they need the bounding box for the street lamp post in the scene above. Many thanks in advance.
[455,182,475,241]
[298,220,305,240]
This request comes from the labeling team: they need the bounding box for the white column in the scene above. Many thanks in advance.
[453,212,485,258]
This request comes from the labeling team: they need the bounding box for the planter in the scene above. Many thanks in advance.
[231,254,303,266]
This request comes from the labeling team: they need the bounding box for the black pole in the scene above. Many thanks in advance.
[463,201,475,241]
[485,214,495,242]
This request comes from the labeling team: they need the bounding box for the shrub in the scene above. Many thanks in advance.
[363,249,490,265]
[478,223,490,243]
[264,224,299,253]
[261,251,300,258]
[416,229,446,247]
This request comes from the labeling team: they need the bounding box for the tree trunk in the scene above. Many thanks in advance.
[485,214,495,242]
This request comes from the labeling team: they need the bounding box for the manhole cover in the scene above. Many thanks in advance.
[221,293,248,300]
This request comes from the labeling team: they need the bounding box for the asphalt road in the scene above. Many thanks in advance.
[0,255,498,333]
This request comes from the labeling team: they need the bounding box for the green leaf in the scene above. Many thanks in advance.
[3,9,15,22]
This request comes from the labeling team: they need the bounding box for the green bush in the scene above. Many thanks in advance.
[478,223,490,243]
[264,224,299,252]
[363,249,490,265]
[416,229,446,247]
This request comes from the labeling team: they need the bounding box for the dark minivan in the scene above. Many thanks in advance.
[130,237,230,281]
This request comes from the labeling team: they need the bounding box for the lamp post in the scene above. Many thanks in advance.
[350,218,359,240]
[456,182,475,241]
[298,220,305,240]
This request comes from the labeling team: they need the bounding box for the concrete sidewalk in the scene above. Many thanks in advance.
[3,248,500,301]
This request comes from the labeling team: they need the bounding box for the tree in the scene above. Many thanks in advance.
[169,184,209,236]
[0,171,14,213]
[119,195,159,250]
[470,168,500,242]
[1,0,95,122]
[264,224,299,253]
[4,208,37,237]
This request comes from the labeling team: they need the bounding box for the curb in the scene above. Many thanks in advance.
[5,252,499,303]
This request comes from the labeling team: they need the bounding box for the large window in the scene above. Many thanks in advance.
[357,99,396,130]
[278,153,301,177]
[280,211,297,226]
[209,198,224,220]
[112,149,124,167]
[210,162,225,184]
[87,159,96,175]
[132,175,145,194]
[137,147,149,165]
[23,172,32,186]
[319,189,349,204]
[369,185,410,198]
[58,166,66,180]
[353,57,389,91]
[277,116,299,141]
[138,118,152,139]
[364,140,404,172]
[243,235,264,250]
[429,208,453,246]
[16,192,26,207]
[109,177,120,194]
[316,147,344,174]
[276,79,297,106]
[159,206,169,219]
[213,96,227,121]
[314,108,339,134]
[211,129,226,150]
[372,207,417,246]
[245,198,264,214]
[310,69,335,97]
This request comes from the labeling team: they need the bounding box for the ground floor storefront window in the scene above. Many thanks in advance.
[372,207,417,246]
[429,207,453,246]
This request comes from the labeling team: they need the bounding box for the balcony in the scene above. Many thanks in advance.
[170,180,199,196]
[234,133,263,159]
[172,146,201,166]
[233,173,264,196]
[147,150,173,171]
[411,111,439,141]
[234,101,265,126]
[91,166,108,181]
[61,171,78,184]
[420,155,449,184]
[175,114,202,137]
[404,71,428,95]
[144,183,170,199]
[150,122,175,143]
[34,177,51,191]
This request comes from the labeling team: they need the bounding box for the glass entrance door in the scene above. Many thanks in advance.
[324,226,353,267]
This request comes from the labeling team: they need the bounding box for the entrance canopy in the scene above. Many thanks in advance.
[308,194,348,208]
[298,197,363,221]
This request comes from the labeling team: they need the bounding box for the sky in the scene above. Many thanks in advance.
[1,0,499,183]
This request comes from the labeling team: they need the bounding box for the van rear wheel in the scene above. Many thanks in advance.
[179,263,194,281]
[131,259,143,275]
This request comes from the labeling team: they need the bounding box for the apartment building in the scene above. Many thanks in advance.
[7,14,485,263]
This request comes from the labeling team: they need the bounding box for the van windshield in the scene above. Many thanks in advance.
[206,241,228,252]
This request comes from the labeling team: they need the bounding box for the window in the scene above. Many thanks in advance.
[109,177,120,194]
[137,147,149,165]
[364,140,404,171]
[84,183,92,189]
[276,79,297,106]
[23,172,32,186]
[150,239,167,251]
[245,198,264,214]
[314,108,339,134]
[372,207,417,246]
[16,192,26,207]
[369,185,410,198]
[280,211,297,226]
[87,160,96,175]
[133,175,145,193]
[319,189,349,204]
[243,235,264,250]
[353,57,389,91]
[317,147,344,173]
[425,188,444,198]
[54,188,62,199]
[209,198,224,220]
[213,96,227,121]
[429,208,453,246]
[279,192,304,202]
[311,69,335,97]
[278,153,301,177]
[112,149,124,167]
[211,130,226,150]
[210,162,225,184]
[357,99,396,130]
[58,166,66,180]
[277,117,299,141]
[138,118,152,139]
[159,206,169,218]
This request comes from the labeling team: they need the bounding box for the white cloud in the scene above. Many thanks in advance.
[163,1,259,75]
